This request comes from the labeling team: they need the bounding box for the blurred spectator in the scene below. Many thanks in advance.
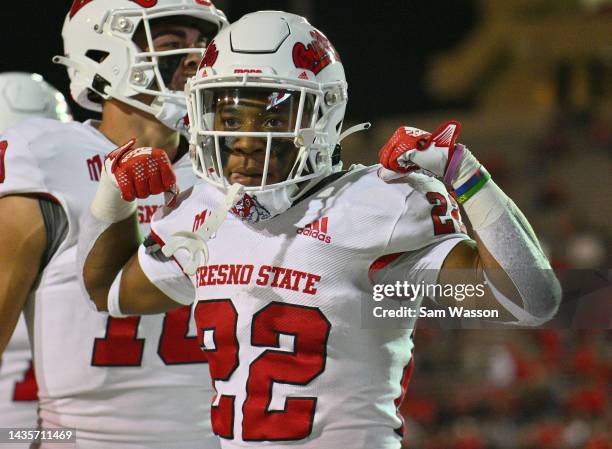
[566,233,608,269]
[402,330,609,449]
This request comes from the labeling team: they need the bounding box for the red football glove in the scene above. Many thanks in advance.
[104,138,178,206]
[378,121,462,179]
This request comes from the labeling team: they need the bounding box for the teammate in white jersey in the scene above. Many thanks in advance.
[81,11,562,449]
[0,1,227,448]
[0,72,72,448]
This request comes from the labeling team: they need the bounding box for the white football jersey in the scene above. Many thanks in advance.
[142,166,468,449]
[0,118,217,449]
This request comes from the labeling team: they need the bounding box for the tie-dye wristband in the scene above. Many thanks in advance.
[454,166,491,204]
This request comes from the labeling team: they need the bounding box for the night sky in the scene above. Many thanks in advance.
[0,0,478,122]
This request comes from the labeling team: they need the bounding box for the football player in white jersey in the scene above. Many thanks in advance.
[80,11,562,449]
[0,72,72,448]
[0,1,227,448]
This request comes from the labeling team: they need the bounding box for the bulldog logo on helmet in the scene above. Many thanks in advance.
[70,0,158,18]
[69,0,94,18]
[199,41,219,69]
[131,0,158,6]
[292,30,340,75]
[231,194,272,224]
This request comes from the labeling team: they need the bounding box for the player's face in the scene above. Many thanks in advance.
[153,25,207,91]
[211,90,312,187]
[134,19,214,91]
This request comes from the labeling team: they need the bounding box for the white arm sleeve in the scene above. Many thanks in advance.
[137,244,195,306]
[76,209,116,312]
[463,181,562,325]
[449,149,562,325]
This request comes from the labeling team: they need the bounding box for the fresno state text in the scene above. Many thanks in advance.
[195,263,321,295]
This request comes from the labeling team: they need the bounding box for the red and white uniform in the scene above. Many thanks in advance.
[143,165,468,449]
[0,118,216,449]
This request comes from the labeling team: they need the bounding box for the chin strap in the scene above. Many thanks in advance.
[339,122,371,143]
[162,183,245,276]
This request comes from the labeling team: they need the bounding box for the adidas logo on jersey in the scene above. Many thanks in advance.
[296,217,331,244]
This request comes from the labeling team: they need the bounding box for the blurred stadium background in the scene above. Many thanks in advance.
[1,0,610,447]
